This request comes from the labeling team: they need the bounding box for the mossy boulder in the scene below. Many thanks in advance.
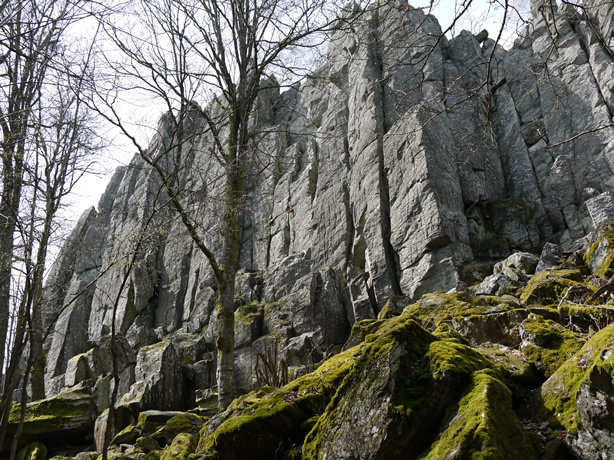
[195,344,361,459]
[519,315,586,377]
[5,389,96,451]
[421,370,536,459]
[477,344,540,389]
[404,292,518,329]
[160,433,196,460]
[152,413,204,445]
[541,323,614,457]
[521,269,584,305]
[585,222,614,277]
[342,318,386,350]
[302,317,492,459]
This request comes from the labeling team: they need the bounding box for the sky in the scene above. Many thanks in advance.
[64,0,534,227]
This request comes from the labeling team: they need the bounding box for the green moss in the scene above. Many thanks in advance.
[541,322,614,433]
[165,413,204,436]
[404,292,515,329]
[196,345,363,459]
[426,341,492,379]
[8,390,94,437]
[112,423,141,446]
[521,269,584,305]
[420,370,536,459]
[477,344,539,389]
[432,323,469,345]
[596,250,614,278]
[234,302,263,324]
[342,318,386,349]
[303,316,496,459]
[585,222,614,266]
[520,316,586,376]
[142,452,161,460]
[160,433,196,460]
[152,413,204,446]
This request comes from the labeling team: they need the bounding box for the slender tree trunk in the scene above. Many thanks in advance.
[28,306,45,400]
[0,194,18,379]
[216,274,236,410]
[216,142,244,410]
[28,201,54,401]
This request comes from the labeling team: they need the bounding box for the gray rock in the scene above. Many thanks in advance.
[586,223,614,275]
[585,192,614,228]
[573,364,614,457]
[475,273,517,296]
[536,242,563,272]
[120,340,184,411]
[451,310,528,346]
[65,353,90,387]
[494,252,540,280]
[7,389,97,450]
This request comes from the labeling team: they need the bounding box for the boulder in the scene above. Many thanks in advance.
[494,251,540,280]
[519,314,586,376]
[5,389,97,451]
[536,242,563,272]
[303,318,496,458]
[475,273,518,296]
[120,341,184,412]
[64,353,90,387]
[541,323,614,458]
[585,222,614,277]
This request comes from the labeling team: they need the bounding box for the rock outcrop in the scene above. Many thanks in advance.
[15,0,614,458]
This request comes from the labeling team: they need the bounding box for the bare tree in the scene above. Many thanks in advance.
[91,0,346,410]
[0,0,93,385]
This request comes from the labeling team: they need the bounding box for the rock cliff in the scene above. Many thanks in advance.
[13,0,614,458]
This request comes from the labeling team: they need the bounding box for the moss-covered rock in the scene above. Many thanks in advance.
[152,413,204,446]
[195,343,362,459]
[559,304,614,332]
[342,318,386,349]
[136,435,161,453]
[478,344,540,389]
[302,317,491,459]
[520,315,586,377]
[404,292,517,327]
[6,389,96,450]
[541,323,614,457]
[111,422,142,446]
[521,269,584,305]
[160,433,196,460]
[420,370,536,459]
[585,222,614,277]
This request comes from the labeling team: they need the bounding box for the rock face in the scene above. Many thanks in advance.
[33,1,614,458]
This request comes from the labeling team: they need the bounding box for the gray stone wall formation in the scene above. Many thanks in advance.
[42,1,614,399]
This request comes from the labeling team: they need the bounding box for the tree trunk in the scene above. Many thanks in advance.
[216,154,244,411]
[29,305,45,400]
[216,275,236,410]
[0,183,20,380]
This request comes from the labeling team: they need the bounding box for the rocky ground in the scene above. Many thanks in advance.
[8,222,614,459]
